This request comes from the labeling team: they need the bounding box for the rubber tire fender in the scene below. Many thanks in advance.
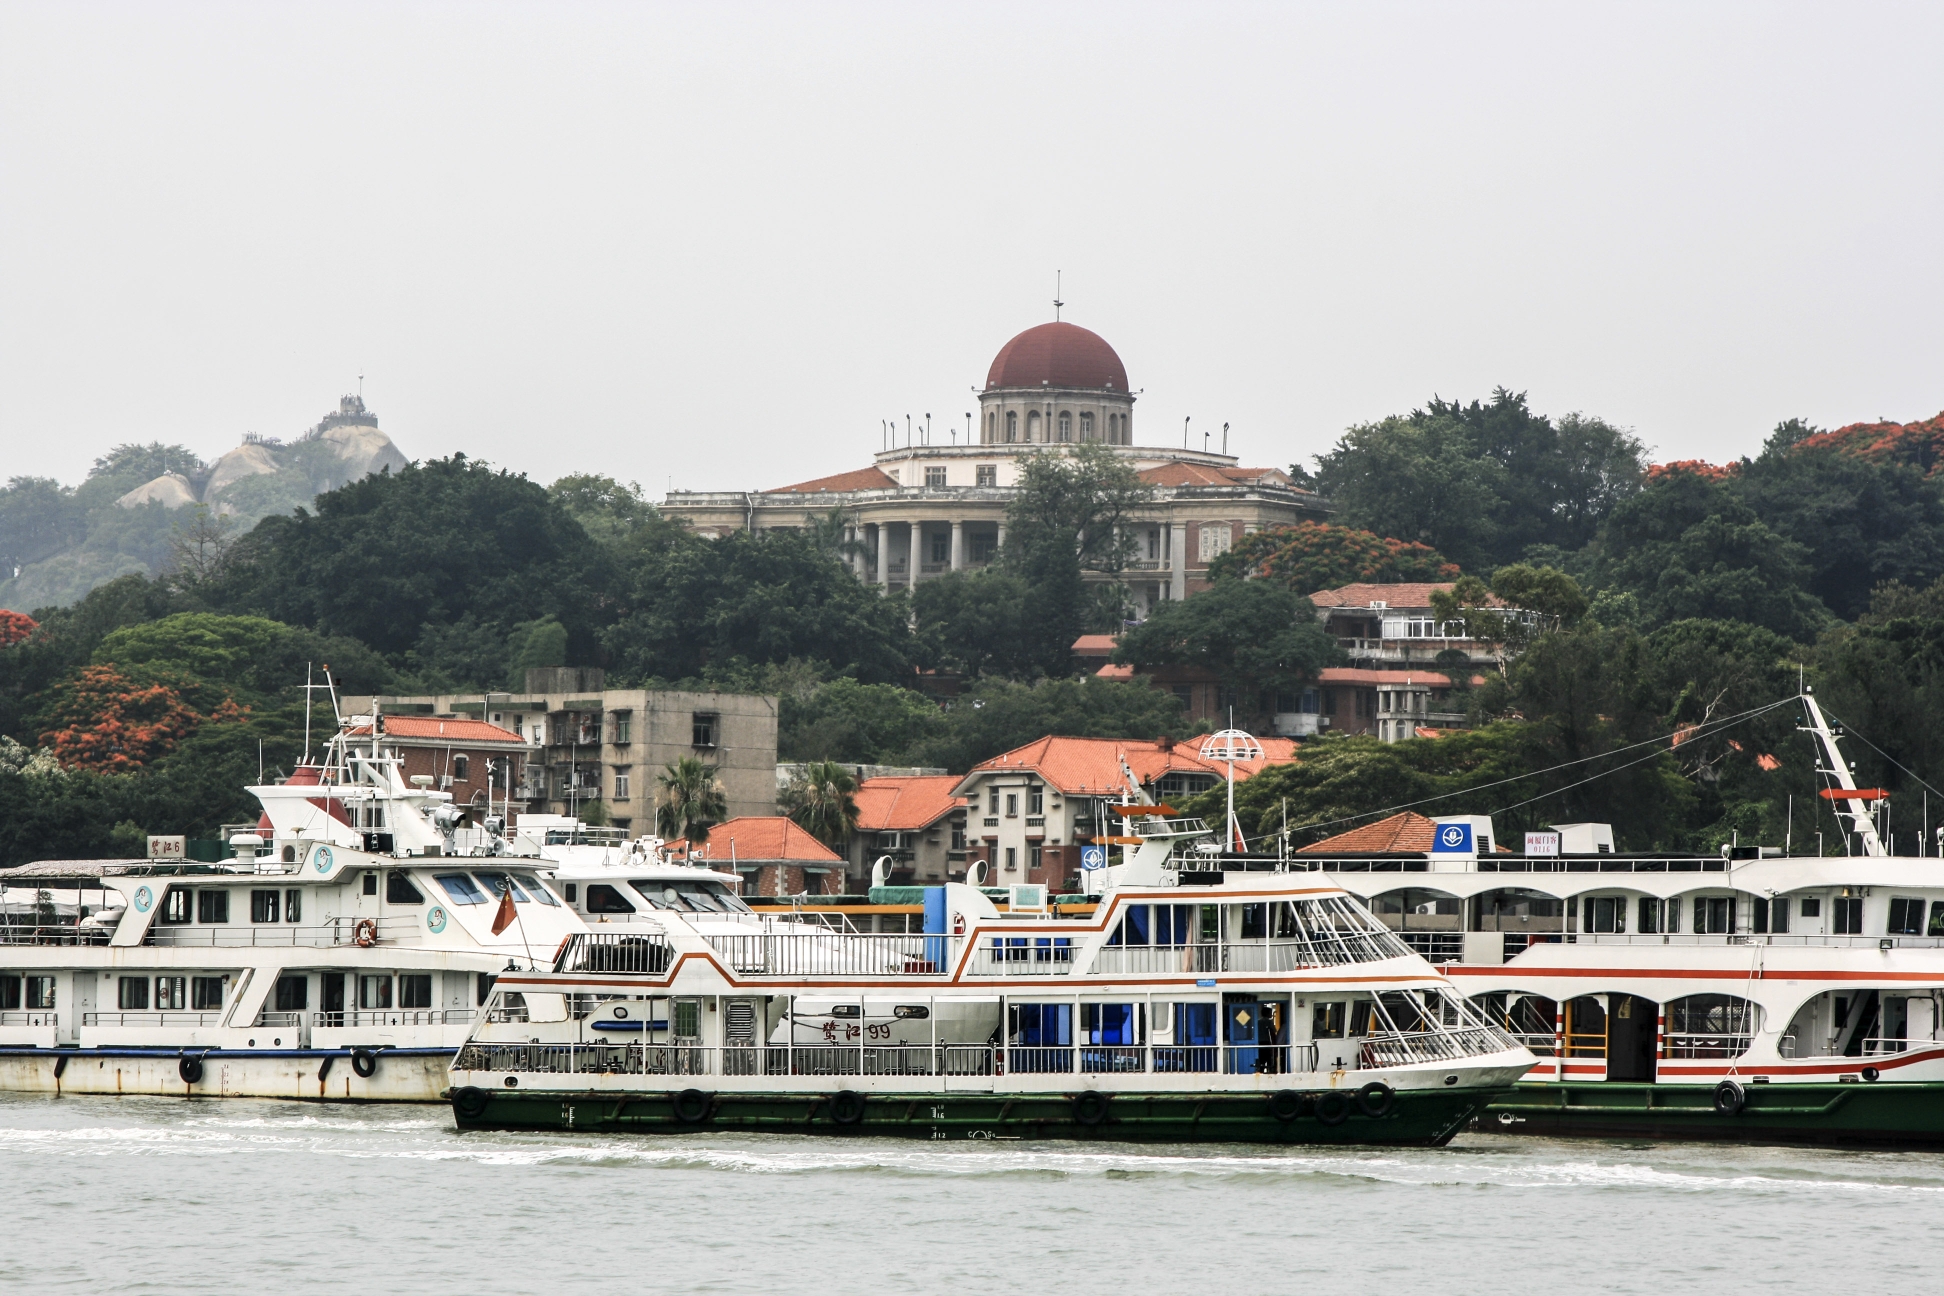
[1314,1091,1351,1126]
[178,1054,204,1085]
[829,1090,868,1127]
[1268,1089,1309,1122]
[1071,1090,1110,1127]
[350,1048,379,1079]
[671,1088,713,1124]
[1712,1080,1746,1116]
[1356,1081,1395,1119]
[452,1085,490,1121]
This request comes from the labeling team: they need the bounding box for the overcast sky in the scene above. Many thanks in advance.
[3,2,1939,497]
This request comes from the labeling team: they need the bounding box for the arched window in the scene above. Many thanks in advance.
[1665,994,1758,1058]
[1079,411,1094,441]
[1108,414,1119,442]
[985,412,996,443]
[1027,410,1041,441]
[1057,411,1072,441]
[1005,411,1017,443]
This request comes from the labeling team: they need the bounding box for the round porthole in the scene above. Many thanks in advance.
[504,1076,519,1088]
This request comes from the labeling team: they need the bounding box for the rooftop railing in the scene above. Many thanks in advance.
[700,932,948,977]
[554,931,675,975]
[313,1009,475,1028]
[83,1011,224,1028]
[146,917,421,948]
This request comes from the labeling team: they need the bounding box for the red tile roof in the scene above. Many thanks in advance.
[1315,668,1460,687]
[1299,811,1440,854]
[854,776,963,832]
[1310,582,1502,610]
[766,466,897,494]
[1138,463,1295,489]
[670,816,843,863]
[1071,634,1119,657]
[959,734,1298,798]
[351,716,526,745]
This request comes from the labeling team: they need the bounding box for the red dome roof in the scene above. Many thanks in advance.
[984,322,1128,391]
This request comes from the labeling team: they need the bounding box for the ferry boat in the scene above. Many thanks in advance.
[0,712,589,1102]
[1309,691,1944,1147]
[445,732,1535,1144]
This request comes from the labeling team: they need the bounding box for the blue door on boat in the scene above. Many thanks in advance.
[1228,1002,1259,1074]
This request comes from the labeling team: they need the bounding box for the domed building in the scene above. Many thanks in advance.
[661,319,1329,619]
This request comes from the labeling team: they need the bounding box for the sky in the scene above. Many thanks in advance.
[2,1,1940,497]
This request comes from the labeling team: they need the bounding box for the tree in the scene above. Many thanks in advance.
[779,678,945,764]
[164,506,237,590]
[1112,579,1342,718]
[1429,564,1587,672]
[1810,576,1944,822]
[0,477,85,577]
[1207,521,1459,593]
[0,611,36,648]
[657,755,727,843]
[906,676,1193,773]
[32,664,241,773]
[547,474,661,549]
[910,570,1038,679]
[779,760,860,849]
[90,612,393,704]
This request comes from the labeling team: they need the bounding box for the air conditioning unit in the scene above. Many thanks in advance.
[438,775,453,790]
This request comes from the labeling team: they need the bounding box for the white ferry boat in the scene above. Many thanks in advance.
[446,733,1535,1144]
[0,715,588,1102]
[1308,691,1944,1147]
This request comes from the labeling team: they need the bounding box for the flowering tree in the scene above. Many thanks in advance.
[0,610,36,648]
[1208,521,1459,594]
[35,665,245,773]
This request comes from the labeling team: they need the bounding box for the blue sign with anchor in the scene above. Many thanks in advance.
[1080,845,1107,871]
[1432,822,1473,853]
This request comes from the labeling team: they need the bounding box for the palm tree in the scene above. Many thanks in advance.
[780,760,860,849]
[657,756,727,843]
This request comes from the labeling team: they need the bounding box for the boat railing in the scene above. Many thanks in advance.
[1508,1031,1557,1057]
[83,1011,225,1027]
[0,924,114,947]
[146,917,421,948]
[452,1042,997,1078]
[1360,1027,1509,1067]
[252,1011,303,1028]
[700,932,948,977]
[1662,1032,1751,1059]
[969,936,1075,975]
[1571,934,1944,949]
[0,1012,58,1028]
[1009,1042,1328,1075]
[1089,931,1405,976]
[311,1009,477,1028]
[554,931,675,975]
[1861,1036,1915,1056]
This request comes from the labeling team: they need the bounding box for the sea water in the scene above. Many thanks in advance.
[0,1093,1935,1294]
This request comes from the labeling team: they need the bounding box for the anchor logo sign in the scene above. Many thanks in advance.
[1432,823,1473,853]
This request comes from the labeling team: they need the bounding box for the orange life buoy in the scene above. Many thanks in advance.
[952,912,966,936]
[354,917,379,948]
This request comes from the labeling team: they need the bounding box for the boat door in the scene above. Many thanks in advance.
[1227,999,1260,1074]
[321,972,346,1027]
[1605,994,1657,1082]
[69,971,95,1045]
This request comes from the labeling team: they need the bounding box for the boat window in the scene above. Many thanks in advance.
[1833,896,1863,934]
[1010,1003,1072,1046]
[1348,1000,1373,1036]
[473,873,531,903]
[476,972,497,1005]
[829,1004,861,1018]
[1082,1003,1143,1045]
[514,875,560,906]
[1930,902,1944,937]
[1666,993,1756,1057]
[359,975,393,1009]
[387,871,425,904]
[1239,904,1267,939]
[158,887,191,925]
[630,880,749,913]
[399,974,433,1009]
[1888,897,1924,936]
[893,1005,929,1020]
[155,976,186,1010]
[118,976,149,1010]
[192,977,226,1011]
[1312,1001,1345,1038]
[25,977,54,1010]
[250,890,280,923]
[434,873,489,905]
[584,884,637,914]
[1694,895,1735,935]
[285,889,302,923]
[563,883,578,903]
[275,976,307,1011]
[1583,896,1625,934]
[1799,896,1820,918]
[1770,898,1790,933]
[197,890,229,924]
[0,978,19,1011]
[1176,1003,1218,1046]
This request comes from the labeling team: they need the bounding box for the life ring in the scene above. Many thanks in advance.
[1357,1081,1395,1119]
[829,1090,867,1126]
[1314,1091,1351,1126]
[452,1085,490,1121]
[353,917,379,947]
[351,1048,379,1079]
[1712,1080,1745,1115]
[178,1054,204,1085]
[1071,1090,1110,1127]
[1269,1089,1309,1122]
[952,912,966,936]
[671,1088,713,1123]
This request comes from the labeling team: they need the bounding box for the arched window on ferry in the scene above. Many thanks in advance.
[1691,894,1737,935]
[1581,894,1627,934]
[1472,991,1558,1055]
[1473,887,1566,957]
[1369,888,1463,962]
[1665,993,1757,1058]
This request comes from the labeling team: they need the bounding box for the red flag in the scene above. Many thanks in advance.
[491,885,517,935]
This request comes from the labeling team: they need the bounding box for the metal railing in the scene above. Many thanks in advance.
[83,1011,224,1027]
[0,1012,57,1028]
[1576,934,1944,949]
[970,937,1075,975]
[701,932,948,977]
[554,931,675,974]
[1663,1032,1751,1059]
[1508,1031,1558,1057]
[1007,1043,1327,1075]
[454,1042,996,1078]
[312,1009,475,1028]
[147,917,420,948]
[1397,932,1463,962]
[0,924,115,947]
[1090,929,1410,977]
[1359,1027,1508,1067]
[253,1011,303,1028]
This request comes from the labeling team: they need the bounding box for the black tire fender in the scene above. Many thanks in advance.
[1357,1081,1395,1118]
[1315,1090,1351,1126]
[671,1088,713,1123]
[829,1090,867,1126]
[452,1085,490,1121]
[1269,1089,1309,1122]
[1861,1066,1881,1083]
[1071,1090,1110,1127]
[178,1054,204,1085]
[1713,1080,1746,1115]
[350,1048,379,1079]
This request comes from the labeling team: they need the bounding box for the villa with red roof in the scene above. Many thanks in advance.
[669,816,846,897]
[847,774,966,887]
[659,317,1330,619]
[347,715,530,817]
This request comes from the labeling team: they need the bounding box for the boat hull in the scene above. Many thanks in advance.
[0,1046,454,1102]
[447,1083,1507,1145]
[1482,1080,1944,1148]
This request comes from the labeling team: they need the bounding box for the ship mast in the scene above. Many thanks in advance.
[1801,687,1887,857]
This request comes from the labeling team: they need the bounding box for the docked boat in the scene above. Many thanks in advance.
[1310,690,1944,1147]
[446,732,1535,1144]
[0,712,589,1101]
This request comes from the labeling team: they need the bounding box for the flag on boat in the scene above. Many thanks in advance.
[491,884,517,935]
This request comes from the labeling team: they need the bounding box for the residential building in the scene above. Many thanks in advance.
[343,715,531,817]
[1309,582,1514,672]
[659,319,1331,619]
[848,775,966,888]
[951,734,1297,893]
[669,817,846,897]
[346,667,778,833]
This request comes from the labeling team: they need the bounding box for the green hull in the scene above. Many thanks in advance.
[449,1085,1503,1146]
[1483,1081,1944,1148]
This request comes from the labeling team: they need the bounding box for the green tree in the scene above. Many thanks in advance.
[778,678,945,764]
[910,569,1037,679]
[547,473,661,549]
[905,676,1192,773]
[656,755,727,843]
[1111,579,1341,719]
[1429,564,1587,672]
[779,759,860,849]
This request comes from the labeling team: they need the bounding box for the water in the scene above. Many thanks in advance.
[0,1094,1936,1295]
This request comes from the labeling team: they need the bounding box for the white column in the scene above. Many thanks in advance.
[950,520,964,571]
[1169,522,1187,601]
[875,523,889,590]
[997,522,1008,553]
[908,520,923,583]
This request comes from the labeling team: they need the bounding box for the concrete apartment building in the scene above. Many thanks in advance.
[348,667,779,833]
[659,319,1331,619]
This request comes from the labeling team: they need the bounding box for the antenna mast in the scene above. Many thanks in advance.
[1801,688,1888,857]
[1054,270,1063,321]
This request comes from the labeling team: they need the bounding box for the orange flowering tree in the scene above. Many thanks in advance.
[0,610,36,648]
[1646,459,1739,483]
[1796,412,1944,478]
[1208,521,1459,595]
[34,665,246,774]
